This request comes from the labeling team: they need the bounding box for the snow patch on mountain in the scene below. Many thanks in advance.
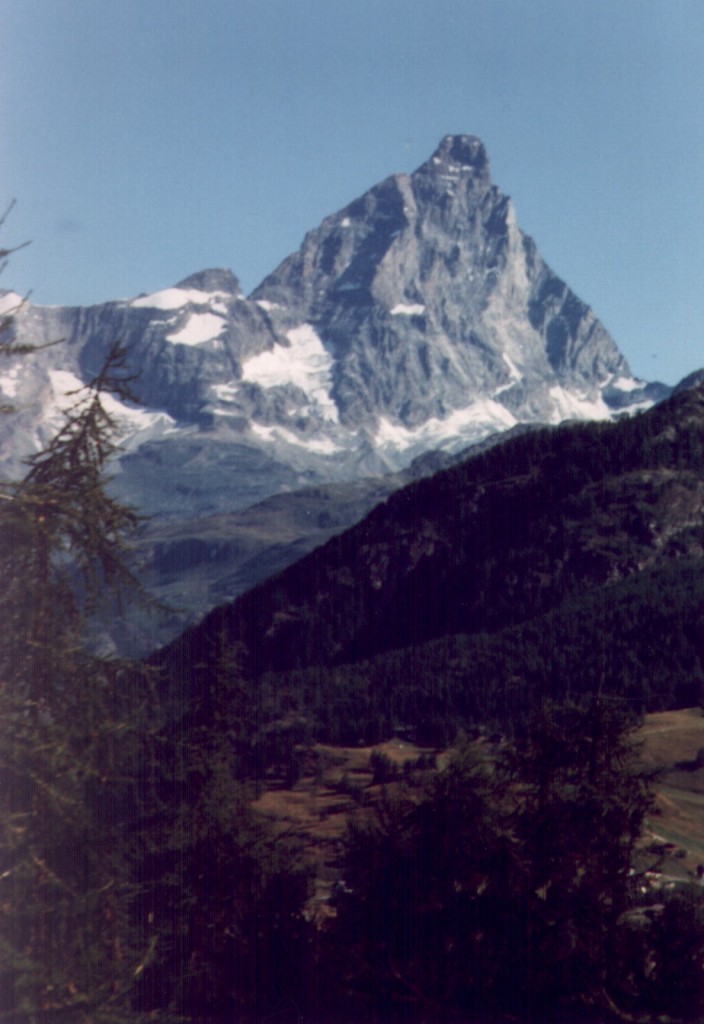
[502,353,522,380]
[548,386,612,423]
[100,396,178,451]
[611,376,643,393]
[0,363,22,398]
[166,312,227,346]
[391,303,426,316]
[132,287,212,310]
[0,292,24,315]
[375,400,518,455]
[250,422,342,455]
[241,324,339,422]
[209,381,239,403]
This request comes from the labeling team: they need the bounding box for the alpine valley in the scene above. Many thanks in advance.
[0,135,675,650]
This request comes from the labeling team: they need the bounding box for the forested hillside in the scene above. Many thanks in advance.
[156,382,704,742]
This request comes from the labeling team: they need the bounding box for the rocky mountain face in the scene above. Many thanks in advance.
[0,135,671,647]
[252,134,654,433]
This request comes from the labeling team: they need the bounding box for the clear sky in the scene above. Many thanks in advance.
[1,0,702,385]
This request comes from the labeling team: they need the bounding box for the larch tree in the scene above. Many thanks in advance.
[0,337,164,1021]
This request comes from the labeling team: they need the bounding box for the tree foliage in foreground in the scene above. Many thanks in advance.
[323,700,704,1023]
[0,340,311,1021]
[0,346,165,1019]
[132,634,313,1022]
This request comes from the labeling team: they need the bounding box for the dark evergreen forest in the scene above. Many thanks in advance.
[157,383,704,746]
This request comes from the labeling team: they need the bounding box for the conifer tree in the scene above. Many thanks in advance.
[500,698,654,1017]
[326,700,655,1022]
[0,342,163,1020]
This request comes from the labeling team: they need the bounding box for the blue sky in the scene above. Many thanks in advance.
[1,0,702,385]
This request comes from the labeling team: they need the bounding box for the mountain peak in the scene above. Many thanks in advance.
[421,134,489,175]
[0,137,676,654]
[175,268,242,294]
